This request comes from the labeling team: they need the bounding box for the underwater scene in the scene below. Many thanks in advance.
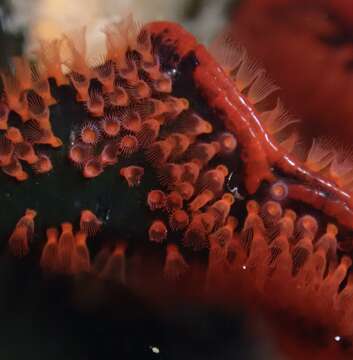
[1,1,353,359]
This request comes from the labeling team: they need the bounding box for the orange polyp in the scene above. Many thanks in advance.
[120,165,144,187]
[199,164,229,195]
[119,135,139,156]
[188,141,220,166]
[108,86,129,107]
[58,222,75,274]
[166,191,184,212]
[216,164,229,177]
[168,133,191,160]
[270,180,288,201]
[69,71,90,102]
[27,92,49,121]
[174,181,195,200]
[247,199,260,214]
[0,102,9,130]
[94,60,115,92]
[145,139,174,165]
[164,243,189,280]
[127,80,151,100]
[147,190,167,210]
[103,19,129,65]
[0,136,14,166]
[40,228,59,273]
[8,226,29,257]
[206,193,234,227]
[305,138,335,173]
[199,212,216,234]
[69,143,93,166]
[277,209,297,238]
[209,216,238,247]
[18,208,36,226]
[225,235,245,268]
[43,131,63,148]
[136,28,154,63]
[142,98,168,118]
[15,142,39,164]
[35,116,52,131]
[329,150,353,185]
[245,215,269,259]
[119,56,139,84]
[189,189,215,212]
[295,215,319,241]
[207,234,227,285]
[80,210,102,237]
[100,243,127,284]
[294,247,326,297]
[31,64,56,106]
[32,154,53,174]
[25,116,62,148]
[140,49,160,77]
[36,39,67,86]
[266,250,293,304]
[241,200,265,252]
[153,75,172,93]
[181,162,201,184]
[177,113,213,137]
[164,96,189,119]
[80,122,100,145]
[218,132,237,154]
[268,230,290,266]
[25,117,62,148]
[336,282,353,336]
[278,132,298,154]
[83,158,103,178]
[157,163,183,188]
[260,201,283,229]
[247,239,271,292]
[315,224,338,263]
[318,257,352,314]
[291,234,314,276]
[169,209,190,231]
[73,231,91,274]
[99,142,119,166]
[1,73,28,118]
[86,90,104,116]
[202,207,221,233]
[148,220,168,243]
[136,119,160,148]
[2,157,28,181]
[183,215,208,250]
[121,111,142,133]
[327,223,338,237]
[5,127,24,144]
[101,114,121,137]
[9,208,36,257]
[63,28,91,76]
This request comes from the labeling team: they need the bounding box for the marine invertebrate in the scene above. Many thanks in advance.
[2,14,353,359]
